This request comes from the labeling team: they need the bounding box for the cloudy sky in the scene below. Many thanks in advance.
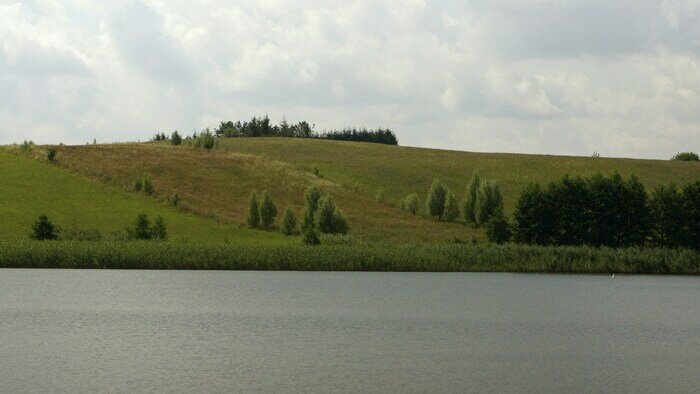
[1,0,699,158]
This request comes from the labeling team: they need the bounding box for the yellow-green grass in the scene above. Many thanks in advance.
[0,151,288,243]
[38,143,477,243]
[217,138,700,213]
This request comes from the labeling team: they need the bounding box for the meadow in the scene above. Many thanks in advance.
[14,137,698,243]
[0,240,697,274]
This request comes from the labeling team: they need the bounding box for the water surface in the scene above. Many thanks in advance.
[0,270,698,392]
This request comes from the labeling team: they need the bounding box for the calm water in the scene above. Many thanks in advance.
[0,271,698,393]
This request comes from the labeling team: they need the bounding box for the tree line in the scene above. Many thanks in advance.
[509,173,699,249]
[154,115,398,146]
[29,214,167,241]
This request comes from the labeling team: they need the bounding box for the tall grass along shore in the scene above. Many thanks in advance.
[1,241,697,274]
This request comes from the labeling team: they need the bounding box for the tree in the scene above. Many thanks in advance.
[671,152,699,161]
[300,205,315,233]
[150,216,168,240]
[513,183,557,245]
[332,209,349,235]
[245,191,260,228]
[400,193,419,215]
[475,181,502,227]
[47,148,57,163]
[171,131,182,146]
[649,184,685,247]
[302,224,320,245]
[281,206,298,236]
[304,186,322,213]
[30,214,57,240]
[315,195,337,233]
[443,189,459,222]
[133,214,152,240]
[258,190,278,230]
[682,181,700,249]
[485,212,512,244]
[426,178,447,220]
[623,175,651,246]
[461,173,481,225]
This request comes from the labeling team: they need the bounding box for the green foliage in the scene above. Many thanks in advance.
[142,173,154,195]
[132,214,151,240]
[300,206,315,233]
[332,209,350,235]
[302,225,320,245]
[649,184,685,247]
[257,190,278,230]
[682,181,700,249]
[513,183,556,244]
[1,240,698,274]
[150,216,168,240]
[671,152,699,161]
[426,178,447,220]
[172,193,181,207]
[315,195,336,233]
[281,206,298,236]
[245,191,260,228]
[170,131,182,146]
[400,193,419,215]
[443,189,459,222]
[47,148,57,163]
[304,186,322,213]
[461,173,481,224]
[485,212,512,244]
[475,181,502,227]
[133,177,143,192]
[30,214,57,240]
[19,140,35,153]
[58,225,102,241]
[194,128,216,150]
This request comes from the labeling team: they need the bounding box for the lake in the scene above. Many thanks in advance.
[0,270,698,392]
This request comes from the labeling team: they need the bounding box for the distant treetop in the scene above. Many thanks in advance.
[671,152,699,162]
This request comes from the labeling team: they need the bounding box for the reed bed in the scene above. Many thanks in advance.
[0,241,697,274]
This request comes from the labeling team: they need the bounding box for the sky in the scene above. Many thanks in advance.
[1,0,699,159]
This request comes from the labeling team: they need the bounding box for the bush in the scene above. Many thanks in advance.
[196,128,216,150]
[150,216,168,240]
[304,186,322,213]
[331,209,350,235]
[671,152,699,161]
[257,190,277,230]
[485,213,512,244]
[302,225,320,245]
[132,214,152,240]
[426,178,447,220]
[133,177,143,192]
[171,131,182,146]
[281,206,298,236]
[400,193,419,215]
[142,173,154,195]
[443,189,459,222]
[475,181,502,227]
[315,195,349,234]
[30,214,57,240]
[47,148,57,163]
[19,140,34,153]
[461,173,481,225]
[245,191,260,228]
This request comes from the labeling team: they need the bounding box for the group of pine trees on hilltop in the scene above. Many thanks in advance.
[245,186,349,244]
[153,115,398,146]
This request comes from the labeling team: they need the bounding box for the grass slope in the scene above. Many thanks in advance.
[7,138,698,243]
[0,151,287,243]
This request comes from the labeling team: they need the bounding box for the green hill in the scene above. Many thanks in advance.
[2,138,698,243]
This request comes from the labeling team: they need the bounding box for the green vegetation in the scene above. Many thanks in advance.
[0,240,697,274]
[245,191,260,228]
[281,206,298,236]
[672,152,699,162]
[30,215,58,240]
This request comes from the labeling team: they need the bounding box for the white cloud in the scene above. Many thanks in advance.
[0,0,698,159]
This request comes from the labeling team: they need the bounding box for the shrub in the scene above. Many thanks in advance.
[304,186,322,213]
[426,178,447,220]
[281,206,298,236]
[443,190,459,222]
[171,131,182,146]
[400,193,419,215]
[475,181,502,227]
[197,128,216,150]
[132,214,152,240]
[485,212,512,244]
[258,190,278,230]
[30,214,57,240]
[671,152,699,161]
[47,148,57,163]
[150,216,168,240]
[331,209,350,235]
[245,191,260,228]
[19,140,34,153]
[315,195,348,234]
[302,225,320,245]
[172,194,181,207]
[142,173,154,195]
[133,178,143,192]
[461,173,481,225]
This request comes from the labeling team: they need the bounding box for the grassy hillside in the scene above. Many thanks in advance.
[4,138,698,243]
[0,151,287,243]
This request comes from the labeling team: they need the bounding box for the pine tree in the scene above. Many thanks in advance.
[245,191,260,228]
[133,214,151,240]
[30,214,57,240]
[171,131,182,146]
[302,224,320,245]
[281,206,298,236]
[461,173,481,224]
[475,181,495,227]
[426,178,447,220]
[257,190,277,230]
[304,186,322,213]
[300,205,315,233]
[315,195,337,233]
[142,173,154,195]
[150,216,168,240]
[443,190,459,222]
